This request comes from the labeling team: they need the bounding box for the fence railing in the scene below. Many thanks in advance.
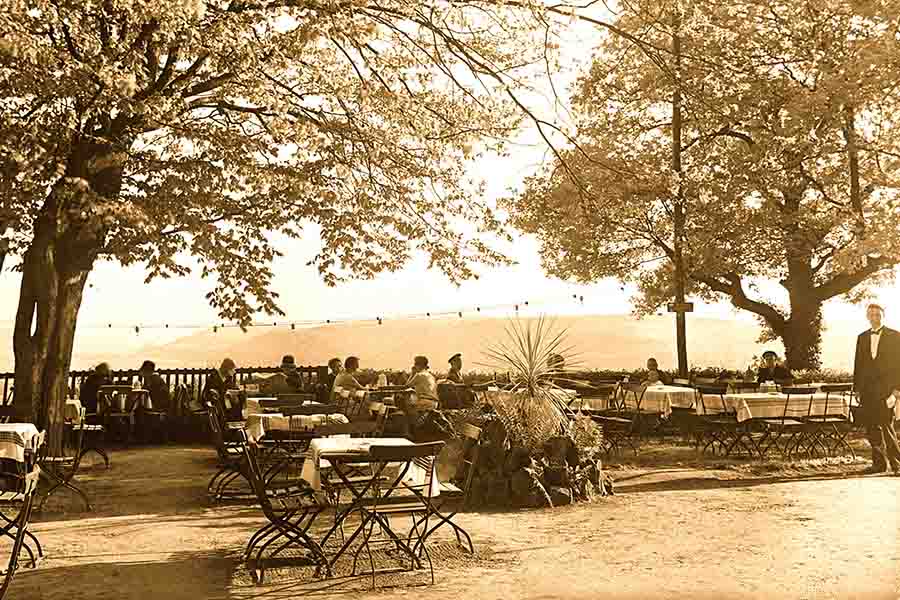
[0,365,329,406]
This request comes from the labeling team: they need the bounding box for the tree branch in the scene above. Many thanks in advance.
[694,272,787,334]
[814,255,896,301]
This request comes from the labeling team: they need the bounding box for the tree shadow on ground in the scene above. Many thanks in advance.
[8,550,234,600]
[615,470,887,495]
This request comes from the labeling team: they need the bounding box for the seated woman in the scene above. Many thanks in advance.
[397,356,440,438]
[643,357,670,386]
[331,356,366,405]
[756,350,793,383]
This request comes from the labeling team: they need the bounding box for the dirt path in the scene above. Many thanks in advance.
[7,445,900,599]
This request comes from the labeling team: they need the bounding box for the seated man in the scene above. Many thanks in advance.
[203,358,239,418]
[446,353,464,384]
[756,350,793,383]
[643,357,670,386]
[138,360,172,442]
[80,362,111,416]
[331,356,366,404]
[139,360,171,413]
[395,356,439,438]
[264,355,304,395]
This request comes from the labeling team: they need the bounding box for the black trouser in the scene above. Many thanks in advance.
[865,418,900,471]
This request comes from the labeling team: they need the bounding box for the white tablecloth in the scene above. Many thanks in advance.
[0,423,41,463]
[703,392,851,423]
[244,412,348,443]
[623,385,696,418]
[301,437,441,498]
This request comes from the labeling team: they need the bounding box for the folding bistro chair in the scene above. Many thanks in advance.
[731,381,760,394]
[239,429,327,584]
[409,423,480,554]
[694,385,756,457]
[803,384,855,458]
[337,442,445,588]
[756,387,815,460]
[206,401,251,503]
[0,431,45,600]
[38,418,93,512]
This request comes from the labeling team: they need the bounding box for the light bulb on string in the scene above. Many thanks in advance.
[134,326,139,334]
[458,312,462,318]
[291,323,295,330]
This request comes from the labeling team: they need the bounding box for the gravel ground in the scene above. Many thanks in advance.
[5,442,899,600]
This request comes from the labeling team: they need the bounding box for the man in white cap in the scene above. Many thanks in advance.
[853,303,900,475]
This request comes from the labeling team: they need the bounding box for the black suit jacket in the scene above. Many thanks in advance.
[854,327,900,426]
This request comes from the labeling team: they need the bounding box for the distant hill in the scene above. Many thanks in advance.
[79,314,859,373]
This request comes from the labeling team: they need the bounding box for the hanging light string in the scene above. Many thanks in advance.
[69,294,589,333]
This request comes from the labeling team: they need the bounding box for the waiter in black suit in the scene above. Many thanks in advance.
[853,303,900,475]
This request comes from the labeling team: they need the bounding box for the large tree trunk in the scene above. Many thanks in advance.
[13,218,94,454]
[12,139,124,454]
[781,190,823,372]
[782,303,823,372]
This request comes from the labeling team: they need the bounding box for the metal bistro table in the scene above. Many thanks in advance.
[303,437,444,571]
[98,386,150,444]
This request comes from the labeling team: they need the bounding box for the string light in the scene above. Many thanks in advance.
[71,295,588,331]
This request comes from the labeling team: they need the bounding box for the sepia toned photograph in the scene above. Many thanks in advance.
[0,0,898,598]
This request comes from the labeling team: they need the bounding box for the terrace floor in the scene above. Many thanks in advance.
[7,439,900,600]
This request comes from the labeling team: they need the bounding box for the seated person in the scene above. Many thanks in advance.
[79,362,111,415]
[446,353,464,384]
[264,355,304,395]
[139,360,172,414]
[643,358,670,386]
[756,350,793,383]
[331,356,366,403]
[323,357,342,396]
[407,356,439,409]
[203,358,239,417]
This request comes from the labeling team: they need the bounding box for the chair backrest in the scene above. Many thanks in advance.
[205,401,231,460]
[672,378,692,387]
[696,385,728,414]
[368,441,444,462]
[282,403,341,416]
[275,393,316,405]
[318,421,379,437]
[820,383,853,418]
[731,381,759,393]
[782,386,816,419]
[623,383,646,411]
[0,406,15,425]
[372,403,389,436]
[694,377,717,386]
[457,423,482,505]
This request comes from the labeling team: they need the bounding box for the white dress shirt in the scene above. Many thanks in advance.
[870,328,882,360]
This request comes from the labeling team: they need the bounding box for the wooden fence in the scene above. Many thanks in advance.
[0,365,329,406]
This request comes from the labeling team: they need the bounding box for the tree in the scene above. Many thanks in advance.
[0,0,554,446]
[510,0,900,370]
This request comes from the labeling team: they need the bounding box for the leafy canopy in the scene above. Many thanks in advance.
[512,0,900,338]
[0,0,557,324]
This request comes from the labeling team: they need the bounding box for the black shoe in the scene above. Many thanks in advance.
[861,466,887,475]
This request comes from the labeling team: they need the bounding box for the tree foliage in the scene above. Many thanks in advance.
[0,0,561,319]
[511,0,900,369]
[0,0,558,430]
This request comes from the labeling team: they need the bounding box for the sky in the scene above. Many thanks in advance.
[0,9,897,361]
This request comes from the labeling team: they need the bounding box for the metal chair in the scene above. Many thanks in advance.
[347,442,445,588]
[0,431,45,600]
[756,387,815,459]
[99,386,141,444]
[802,384,855,458]
[239,428,327,584]
[409,423,480,554]
[695,385,756,457]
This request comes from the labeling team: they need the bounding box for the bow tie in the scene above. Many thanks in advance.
[871,328,883,335]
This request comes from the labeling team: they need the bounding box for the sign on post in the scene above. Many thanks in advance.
[667,302,694,313]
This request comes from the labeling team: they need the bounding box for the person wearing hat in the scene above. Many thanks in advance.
[264,355,303,394]
[853,303,900,475]
[755,350,792,384]
[447,353,464,384]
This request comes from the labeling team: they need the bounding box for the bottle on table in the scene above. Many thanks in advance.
[376,373,388,388]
